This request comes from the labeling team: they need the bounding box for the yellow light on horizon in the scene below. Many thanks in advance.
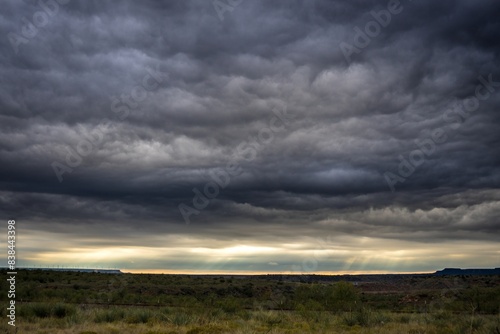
[190,245,278,256]
[31,246,166,263]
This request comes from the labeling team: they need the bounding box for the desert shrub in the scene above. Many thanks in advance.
[342,308,372,327]
[217,296,242,313]
[433,310,453,321]
[331,281,360,311]
[126,309,153,323]
[68,291,86,303]
[18,304,33,318]
[296,301,324,323]
[484,318,500,334]
[398,314,412,323]
[169,312,193,326]
[18,283,39,299]
[470,316,484,330]
[207,307,225,321]
[294,282,359,312]
[53,303,76,318]
[19,303,52,318]
[93,308,125,323]
[252,310,283,329]
[371,310,391,324]
[33,303,52,318]
[305,299,324,312]
[452,286,500,314]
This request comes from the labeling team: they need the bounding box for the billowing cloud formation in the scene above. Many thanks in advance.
[1,0,499,273]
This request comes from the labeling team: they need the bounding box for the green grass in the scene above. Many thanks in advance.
[2,269,500,333]
[6,303,500,333]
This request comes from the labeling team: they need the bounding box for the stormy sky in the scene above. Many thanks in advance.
[1,0,499,273]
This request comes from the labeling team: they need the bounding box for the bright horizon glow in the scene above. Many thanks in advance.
[122,269,436,275]
[11,266,436,275]
[20,231,500,274]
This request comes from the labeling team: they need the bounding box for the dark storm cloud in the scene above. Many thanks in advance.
[1,0,499,271]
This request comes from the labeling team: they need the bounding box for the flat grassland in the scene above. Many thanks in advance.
[1,270,499,333]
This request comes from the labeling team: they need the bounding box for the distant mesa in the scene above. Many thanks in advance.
[434,268,500,276]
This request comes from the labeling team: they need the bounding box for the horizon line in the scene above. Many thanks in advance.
[4,267,499,275]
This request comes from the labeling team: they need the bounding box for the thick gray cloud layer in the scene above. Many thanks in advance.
[1,0,499,272]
